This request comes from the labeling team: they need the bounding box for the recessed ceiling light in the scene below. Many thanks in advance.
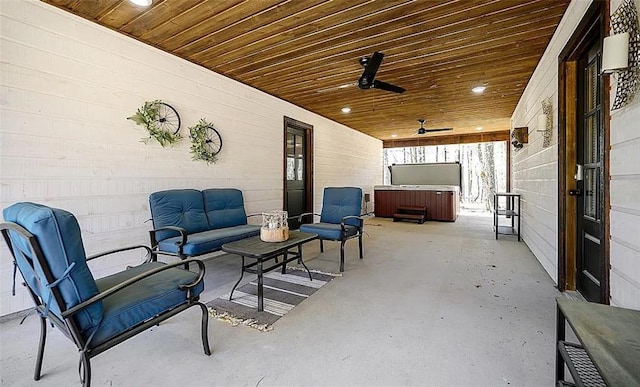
[129,0,152,6]
[341,107,351,113]
[391,134,398,138]
[472,86,486,94]
[476,126,483,130]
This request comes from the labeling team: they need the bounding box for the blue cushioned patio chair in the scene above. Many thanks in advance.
[298,187,364,272]
[1,203,210,387]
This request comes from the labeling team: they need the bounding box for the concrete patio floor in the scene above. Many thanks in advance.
[0,213,562,386]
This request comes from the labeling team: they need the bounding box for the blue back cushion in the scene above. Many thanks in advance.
[320,187,362,226]
[149,189,209,241]
[3,202,103,333]
[203,189,248,229]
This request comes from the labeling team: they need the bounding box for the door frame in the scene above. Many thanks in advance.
[557,0,610,302]
[283,116,314,215]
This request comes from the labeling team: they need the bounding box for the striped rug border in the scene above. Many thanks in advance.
[207,267,340,331]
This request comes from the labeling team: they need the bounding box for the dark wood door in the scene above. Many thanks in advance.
[284,118,312,229]
[575,37,605,303]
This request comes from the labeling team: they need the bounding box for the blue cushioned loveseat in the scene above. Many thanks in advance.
[149,189,260,259]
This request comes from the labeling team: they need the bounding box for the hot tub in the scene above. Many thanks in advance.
[374,185,459,221]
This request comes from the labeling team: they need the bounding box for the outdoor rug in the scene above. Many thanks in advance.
[207,268,339,331]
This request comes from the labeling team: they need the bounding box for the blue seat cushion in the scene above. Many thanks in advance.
[202,189,249,229]
[157,225,260,256]
[3,202,103,334]
[149,189,209,242]
[299,222,358,241]
[320,187,362,226]
[91,262,204,347]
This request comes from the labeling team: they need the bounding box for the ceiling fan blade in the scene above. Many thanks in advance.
[423,128,453,133]
[372,79,405,94]
[358,51,384,89]
[316,82,357,93]
[362,51,384,79]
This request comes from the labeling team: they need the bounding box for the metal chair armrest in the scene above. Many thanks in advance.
[297,213,320,223]
[149,226,188,257]
[62,258,206,318]
[86,245,152,263]
[340,215,365,232]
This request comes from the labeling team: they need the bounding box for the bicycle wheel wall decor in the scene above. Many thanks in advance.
[189,118,223,164]
[127,100,182,147]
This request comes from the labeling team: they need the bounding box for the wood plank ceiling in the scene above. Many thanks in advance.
[43,0,570,146]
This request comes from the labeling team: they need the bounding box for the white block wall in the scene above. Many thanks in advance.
[0,1,382,316]
[512,0,640,309]
[609,0,640,309]
[511,0,593,284]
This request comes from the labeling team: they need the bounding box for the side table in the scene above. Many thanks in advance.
[493,192,521,240]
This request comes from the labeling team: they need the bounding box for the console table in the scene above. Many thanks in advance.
[555,297,640,386]
[222,231,317,312]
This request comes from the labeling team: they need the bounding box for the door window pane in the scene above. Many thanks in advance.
[585,114,598,163]
[584,168,598,219]
[287,157,296,180]
[295,133,304,181]
[287,134,294,180]
[586,61,597,111]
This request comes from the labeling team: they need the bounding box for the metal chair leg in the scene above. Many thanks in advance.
[78,352,91,387]
[340,241,346,272]
[319,239,324,252]
[34,316,47,381]
[358,234,363,259]
[198,303,211,356]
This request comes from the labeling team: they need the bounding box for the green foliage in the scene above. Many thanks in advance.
[189,118,220,164]
[127,100,182,147]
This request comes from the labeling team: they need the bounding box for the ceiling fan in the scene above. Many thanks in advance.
[358,52,405,94]
[415,119,453,135]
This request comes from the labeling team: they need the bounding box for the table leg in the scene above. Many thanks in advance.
[494,195,498,240]
[298,244,313,281]
[555,303,566,383]
[229,255,246,301]
[257,258,264,312]
[517,197,521,241]
[282,250,288,274]
[510,197,515,230]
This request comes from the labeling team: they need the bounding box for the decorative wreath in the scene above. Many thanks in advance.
[127,100,182,147]
[189,118,223,164]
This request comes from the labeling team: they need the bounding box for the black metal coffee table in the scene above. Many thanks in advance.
[222,231,318,311]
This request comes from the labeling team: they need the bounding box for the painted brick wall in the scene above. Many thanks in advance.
[0,1,382,316]
[512,0,640,309]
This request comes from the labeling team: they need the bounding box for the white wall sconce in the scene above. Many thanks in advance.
[607,0,640,110]
[538,98,553,148]
[602,32,629,74]
[536,114,548,132]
